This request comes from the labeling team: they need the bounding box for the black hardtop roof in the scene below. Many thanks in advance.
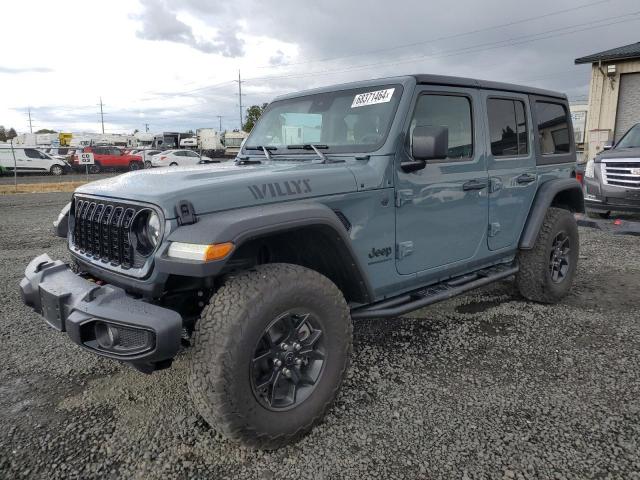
[272,74,567,101]
[575,41,640,65]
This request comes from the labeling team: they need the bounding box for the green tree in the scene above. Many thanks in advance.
[6,128,17,139]
[35,128,57,134]
[0,126,6,142]
[243,103,268,132]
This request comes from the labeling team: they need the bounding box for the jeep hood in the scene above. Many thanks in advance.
[75,161,358,218]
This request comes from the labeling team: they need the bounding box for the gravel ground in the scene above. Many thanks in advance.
[0,172,118,186]
[1,193,639,479]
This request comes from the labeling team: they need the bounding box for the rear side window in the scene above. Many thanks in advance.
[24,149,41,159]
[410,94,473,159]
[535,102,570,155]
[487,98,528,157]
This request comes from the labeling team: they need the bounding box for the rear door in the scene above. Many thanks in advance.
[395,86,489,274]
[483,92,537,251]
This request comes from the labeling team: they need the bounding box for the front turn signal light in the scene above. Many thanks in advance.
[167,242,234,262]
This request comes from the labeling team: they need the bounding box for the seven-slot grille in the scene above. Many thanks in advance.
[602,160,640,189]
[72,197,142,269]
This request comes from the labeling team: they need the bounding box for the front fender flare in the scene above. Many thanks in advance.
[157,202,374,302]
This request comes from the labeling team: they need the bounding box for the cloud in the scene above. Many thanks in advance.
[133,0,244,57]
[0,66,53,74]
[269,49,286,66]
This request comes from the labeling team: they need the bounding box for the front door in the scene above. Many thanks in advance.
[396,87,489,275]
[482,92,537,251]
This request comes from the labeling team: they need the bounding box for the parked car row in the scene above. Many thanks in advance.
[0,142,223,177]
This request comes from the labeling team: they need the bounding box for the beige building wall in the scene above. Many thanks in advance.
[584,59,640,160]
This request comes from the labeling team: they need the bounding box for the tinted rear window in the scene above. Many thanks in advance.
[487,98,528,157]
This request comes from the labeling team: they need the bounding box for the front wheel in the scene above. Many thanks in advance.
[187,264,352,449]
[88,162,101,174]
[516,207,579,303]
[50,164,64,176]
[144,160,152,169]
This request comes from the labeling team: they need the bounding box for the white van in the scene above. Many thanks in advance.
[0,145,70,176]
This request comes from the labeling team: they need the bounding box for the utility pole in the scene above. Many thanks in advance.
[237,70,243,130]
[217,115,223,132]
[99,97,105,134]
[145,123,149,133]
[27,107,33,133]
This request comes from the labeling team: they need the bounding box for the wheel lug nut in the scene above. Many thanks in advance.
[282,368,291,378]
[280,343,288,350]
[295,358,302,366]
[273,359,282,367]
[293,342,301,351]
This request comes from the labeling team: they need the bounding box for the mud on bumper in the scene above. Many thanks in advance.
[19,254,183,372]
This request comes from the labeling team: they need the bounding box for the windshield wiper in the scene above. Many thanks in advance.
[286,144,340,164]
[245,145,276,160]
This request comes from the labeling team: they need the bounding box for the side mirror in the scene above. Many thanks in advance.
[602,142,613,151]
[401,125,449,173]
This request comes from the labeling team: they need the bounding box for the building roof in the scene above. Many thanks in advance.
[575,42,640,65]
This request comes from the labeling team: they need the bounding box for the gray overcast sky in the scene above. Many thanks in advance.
[1,0,639,133]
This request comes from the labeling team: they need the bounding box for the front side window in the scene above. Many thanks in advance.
[24,148,41,159]
[487,98,528,157]
[536,102,570,155]
[409,94,473,159]
[245,84,403,154]
[616,123,640,149]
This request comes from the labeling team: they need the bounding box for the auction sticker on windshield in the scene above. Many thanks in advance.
[351,88,395,108]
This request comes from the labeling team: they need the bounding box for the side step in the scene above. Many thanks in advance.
[351,263,518,319]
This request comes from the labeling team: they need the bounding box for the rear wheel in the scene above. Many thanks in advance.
[170,162,178,167]
[50,164,64,176]
[516,207,579,303]
[129,161,142,171]
[188,264,352,449]
[88,162,101,174]
[144,160,152,169]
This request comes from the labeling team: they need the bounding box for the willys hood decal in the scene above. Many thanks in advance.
[75,161,358,218]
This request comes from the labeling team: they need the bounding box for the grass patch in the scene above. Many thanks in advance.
[0,181,87,194]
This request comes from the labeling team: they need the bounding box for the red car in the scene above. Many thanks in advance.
[72,146,143,173]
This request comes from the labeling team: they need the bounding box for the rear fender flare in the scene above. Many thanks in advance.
[519,178,584,249]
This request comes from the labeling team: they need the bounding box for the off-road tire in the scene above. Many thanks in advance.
[187,263,352,449]
[516,207,579,303]
[50,164,64,176]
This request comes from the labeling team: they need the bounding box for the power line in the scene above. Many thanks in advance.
[255,0,610,70]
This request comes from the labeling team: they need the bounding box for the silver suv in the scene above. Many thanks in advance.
[584,123,640,217]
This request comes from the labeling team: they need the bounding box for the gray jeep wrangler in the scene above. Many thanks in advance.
[20,74,583,449]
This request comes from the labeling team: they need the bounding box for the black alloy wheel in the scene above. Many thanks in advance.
[250,312,325,411]
[549,231,571,283]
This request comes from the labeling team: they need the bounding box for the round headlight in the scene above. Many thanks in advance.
[147,212,160,247]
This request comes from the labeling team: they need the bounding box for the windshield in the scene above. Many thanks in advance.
[616,124,640,149]
[244,84,403,154]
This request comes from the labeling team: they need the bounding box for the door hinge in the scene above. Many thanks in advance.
[396,241,414,259]
[488,222,501,237]
[489,177,503,194]
[395,189,414,207]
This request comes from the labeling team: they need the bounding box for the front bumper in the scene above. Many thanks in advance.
[583,171,640,213]
[20,254,183,372]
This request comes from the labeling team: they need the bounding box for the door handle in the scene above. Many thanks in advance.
[517,173,536,185]
[462,179,488,191]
